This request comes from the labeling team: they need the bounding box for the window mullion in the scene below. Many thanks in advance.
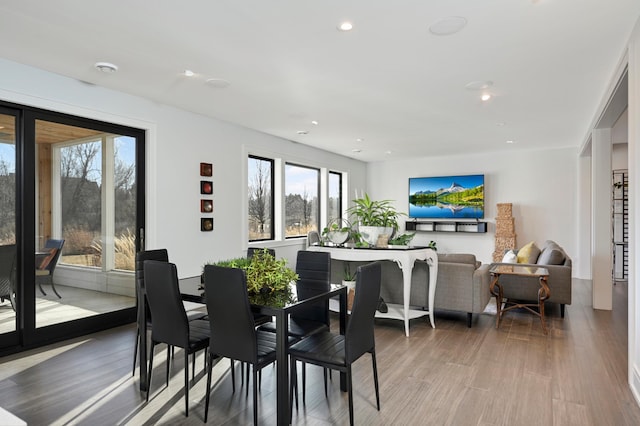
[103,136,115,272]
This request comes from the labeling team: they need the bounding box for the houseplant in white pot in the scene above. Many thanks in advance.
[346,193,405,246]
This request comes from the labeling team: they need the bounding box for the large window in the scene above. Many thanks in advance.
[247,154,344,241]
[328,171,342,222]
[55,134,137,271]
[285,163,319,238]
[248,156,274,241]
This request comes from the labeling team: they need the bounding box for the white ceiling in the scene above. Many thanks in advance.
[0,0,638,162]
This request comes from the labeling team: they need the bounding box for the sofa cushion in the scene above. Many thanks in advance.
[438,253,477,267]
[502,250,517,263]
[537,247,566,265]
[517,241,541,264]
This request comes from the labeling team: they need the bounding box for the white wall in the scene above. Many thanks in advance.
[0,58,368,277]
[366,147,578,271]
[628,13,640,407]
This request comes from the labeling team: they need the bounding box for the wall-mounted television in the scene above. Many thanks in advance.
[408,174,484,219]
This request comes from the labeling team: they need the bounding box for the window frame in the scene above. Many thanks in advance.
[246,151,346,243]
[248,155,275,242]
[283,162,320,239]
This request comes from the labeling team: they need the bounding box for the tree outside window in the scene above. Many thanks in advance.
[285,163,319,238]
[248,156,274,241]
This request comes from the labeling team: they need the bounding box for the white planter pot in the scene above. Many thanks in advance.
[358,226,394,246]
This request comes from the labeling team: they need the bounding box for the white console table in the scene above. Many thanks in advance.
[308,245,438,336]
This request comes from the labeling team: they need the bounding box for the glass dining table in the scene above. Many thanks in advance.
[138,276,348,426]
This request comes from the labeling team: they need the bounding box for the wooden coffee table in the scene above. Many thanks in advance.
[489,264,551,334]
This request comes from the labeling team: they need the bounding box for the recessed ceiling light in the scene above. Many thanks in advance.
[205,78,230,88]
[356,138,364,143]
[297,130,309,135]
[311,120,319,125]
[184,69,195,77]
[496,122,506,127]
[94,62,118,73]
[429,16,467,36]
[506,140,515,144]
[465,80,493,90]
[481,94,492,101]
[338,21,353,31]
[385,150,392,155]
[352,149,361,153]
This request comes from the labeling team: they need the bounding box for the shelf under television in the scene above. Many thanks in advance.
[405,219,487,233]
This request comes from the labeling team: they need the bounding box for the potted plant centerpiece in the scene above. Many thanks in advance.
[347,193,408,247]
[202,248,298,304]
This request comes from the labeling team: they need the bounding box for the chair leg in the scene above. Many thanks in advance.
[146,343,156,402]
[289,356,298,418]
[371,351,380,411]
[252,366,258,426]
[323,368,328,397]
[467,313,473,328]
[561,304,565,318]
[132,326,139,376]
[50,278,62,298]
[166,346,171,386]
[192,352,196,380]
[205,353,214,423]
[347,365,354,426]
[184,351,190,417]
[246,364,250,398]
[231,359,236,393]
[302,361,306,403]
[37,279,47,296]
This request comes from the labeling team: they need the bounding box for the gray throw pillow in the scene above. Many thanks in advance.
[537,247,565,265]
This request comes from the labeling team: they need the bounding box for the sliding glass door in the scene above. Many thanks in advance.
[0,102,145,353]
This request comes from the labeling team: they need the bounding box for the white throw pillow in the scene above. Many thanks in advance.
[502,250,517,263]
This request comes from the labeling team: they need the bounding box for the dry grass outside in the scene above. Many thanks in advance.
[63,229,136,271]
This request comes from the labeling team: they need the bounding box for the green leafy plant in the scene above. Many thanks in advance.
[204,249,298,294]
[389,232,415,246]
[346,193,405,228]
[343,263,357,281]
[427,240,437,251]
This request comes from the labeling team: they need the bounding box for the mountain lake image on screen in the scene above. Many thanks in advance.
[408,174,484,219]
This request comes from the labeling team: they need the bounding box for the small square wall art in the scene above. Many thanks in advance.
[201,218,214,232]
[201,199,213,213]
[200,180,213,194]
[200,162,213,176]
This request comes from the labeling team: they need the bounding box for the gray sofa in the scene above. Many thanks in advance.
[489,240,572,317]
[329,252,491,327]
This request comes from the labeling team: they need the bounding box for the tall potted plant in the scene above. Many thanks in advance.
[346,193,405,246]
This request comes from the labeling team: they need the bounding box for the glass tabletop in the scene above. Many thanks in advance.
[490,264,549,277]
[250,283,346,314]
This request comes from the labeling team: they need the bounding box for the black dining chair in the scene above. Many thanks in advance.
[35,238,65,298]
[133,249,206,376]
[204,264,291,425]
[288,261,382,426]
[258,250,332,398]
[258,250,331,338]
[144,260,210,417]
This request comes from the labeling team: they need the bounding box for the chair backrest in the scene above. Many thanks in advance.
[247,247,275,259]
[42,239,65,273]
[293,250,331,324]
[307,231,320,247]
[144,260,189,347]
[204,265,258,364]
[345,261,381,363]
[0,244,16,297]
[135,249,169,292]
[135,249,169,322]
